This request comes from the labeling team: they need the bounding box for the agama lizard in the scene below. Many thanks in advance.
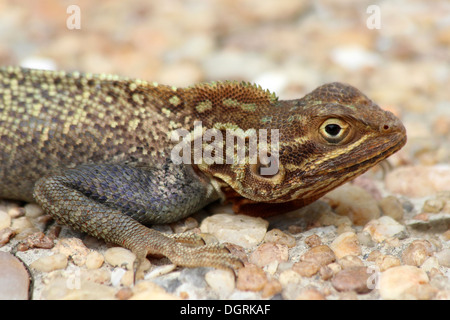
[0,67,406,274]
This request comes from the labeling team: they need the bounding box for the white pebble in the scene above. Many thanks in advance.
[363,216,407,243]
[379,266,429,300]
[200,213,268,248]
[205,269,236,297]
[104,247,136,270]
[0,210,11,230]
[30,253,68,272]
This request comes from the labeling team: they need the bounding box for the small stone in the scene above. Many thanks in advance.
[0,227,15,245]
[264,228,296,248]
[278,269,303,287]
[85,251,104,269]
[331,267,371,294]
[435,248,450,267]
[366,250,382,262]
[363,216,407,242]
[236,264,268,292]
[53,238,90,266]
[0,210,11,230]
[10,217,34,234]
[375,255,401,272]
[338,255,364,269]
[249,243,288,268]
[330,232,361,259]
[379,266,429,300]
[104,247,136,270]
[0,252,30,300]
[261,279,282,298]
[300,245,336,267]
[304,234,322,247]
[115,287,133,300]
[295,288,326,300]
[205,269,236,297]
[422,198,445,213]
[170,217,198,233]
[30,253,68,272]
[292,261,320,277]
[7,206,25,218]
[131,281,179,300]
[385,165,450,197]
[22,232,54,250]
[379,196,404,221]
[319,265,334,280]
[324,184,381,225]
[24,203,44,218]
[42,277,117,300]
[200,213,268,248]
[420,256,440,272]
[402,240,434,266]
[357,231,375,247]
[443,230,450,241]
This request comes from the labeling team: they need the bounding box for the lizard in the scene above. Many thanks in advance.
[0,66,406,275]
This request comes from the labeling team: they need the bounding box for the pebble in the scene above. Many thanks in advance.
[330,232,361,259]
[236,264,268,292]
[53,238,91,266]
[292,261,320,277]
[200,213,268,248]
[104,247,136,270]
[435,248,450,267]
[205,269,235,297]
[10,217,34,235]
[385,165,450,197]
[263,228,296,248]
[357,231,375,247]
[30,253,68,272]
[379,266,430,300]
[24,203,44,218]
[85,251,105,269]
[249,243,289,268]
[131,281,179,300]
[0,252,30,300]
[402,240,434,266]
[0,227,15,245]
[42,277,117,300]
[363,216,407,242]
[331,267,371,294]
[338,256,364,269]
[295,288,326,300]
[379,196,404,221]
[324,184,381,225]
[375,255,401,272]
[21,232,54,250]
[420,256,440,272]
[261,279,282,298]
[0,210,11,230]
[304,234,322,247]
[169,217,198,233]
[300,245,336,267]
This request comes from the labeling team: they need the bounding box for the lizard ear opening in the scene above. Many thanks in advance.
[249,154,285,184]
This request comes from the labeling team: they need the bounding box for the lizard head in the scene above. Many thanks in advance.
[191,82,407,206]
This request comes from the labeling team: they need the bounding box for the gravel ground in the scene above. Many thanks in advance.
[0,0,449,300]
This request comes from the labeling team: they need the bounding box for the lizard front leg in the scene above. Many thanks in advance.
[33,162,243,276]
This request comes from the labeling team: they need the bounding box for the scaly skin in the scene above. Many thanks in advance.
[0,67,406,274]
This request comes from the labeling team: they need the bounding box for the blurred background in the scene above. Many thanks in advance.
[0,0,449,165]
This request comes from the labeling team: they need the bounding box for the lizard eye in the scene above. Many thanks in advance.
[319,118,350,144]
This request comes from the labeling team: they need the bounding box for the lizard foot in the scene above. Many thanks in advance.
[131,229,243,280]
